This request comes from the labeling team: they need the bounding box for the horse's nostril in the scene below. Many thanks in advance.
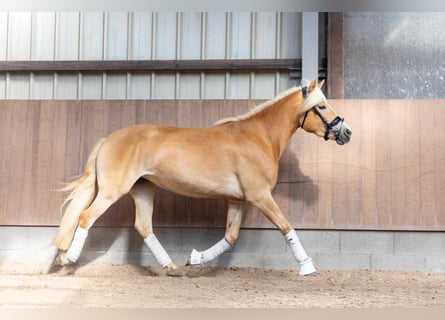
[345,129,352,136]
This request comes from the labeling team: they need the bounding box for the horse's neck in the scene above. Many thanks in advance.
[247,92,302,159]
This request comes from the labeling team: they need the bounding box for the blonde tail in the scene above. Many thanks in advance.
[54,138,106,250]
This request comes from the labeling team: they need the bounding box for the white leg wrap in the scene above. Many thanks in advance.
[65,227,88,263]
[144,234,172,268]
[190,238,232,265]
[285,229,316,276]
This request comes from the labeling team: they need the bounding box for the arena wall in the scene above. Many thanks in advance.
[1,227,444,272]
[1,99,444,231]
[1,99,444,272]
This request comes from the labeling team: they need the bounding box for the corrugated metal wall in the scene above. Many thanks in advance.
[0,12,322,100]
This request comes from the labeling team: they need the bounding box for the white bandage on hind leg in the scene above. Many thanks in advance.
[285,229,316,275]
[190,238,232,265]
[144,234,172,268]
[65,227,89,263]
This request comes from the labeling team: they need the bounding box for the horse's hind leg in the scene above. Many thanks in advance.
[59,189,123,264]
[129,179,182,277]
[188,201,247,265]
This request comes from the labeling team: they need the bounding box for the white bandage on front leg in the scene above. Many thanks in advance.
[65,227,89,263]
[190,238,232,265]
[144,234,172,268]
[285,229,316,275]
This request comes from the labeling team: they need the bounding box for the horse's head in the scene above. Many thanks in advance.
[298,79,352,145]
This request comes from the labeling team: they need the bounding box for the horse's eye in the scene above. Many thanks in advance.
[318,105,327,110]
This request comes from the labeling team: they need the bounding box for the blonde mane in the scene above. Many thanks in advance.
[213,85,326,126]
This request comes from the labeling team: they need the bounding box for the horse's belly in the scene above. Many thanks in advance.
[137,129,245,199]
[143,171,244,200]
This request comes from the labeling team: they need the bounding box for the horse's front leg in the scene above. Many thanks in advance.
[130,179,182,277]
[187,201,247,265]
[251,191,316,276]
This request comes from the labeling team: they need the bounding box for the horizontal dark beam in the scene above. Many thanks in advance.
[0,59,326,73]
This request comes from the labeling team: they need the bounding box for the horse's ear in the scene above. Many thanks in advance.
[318,79,325,89]
[308,79,318,93]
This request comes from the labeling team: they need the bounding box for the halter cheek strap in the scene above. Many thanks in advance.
[302,86,308,99]
[300,83,343,141]
[301,110,310,129]
[300,85,310,129]
[301,106,344,141]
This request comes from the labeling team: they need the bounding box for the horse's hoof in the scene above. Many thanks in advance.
[298,258,317,276]
[186,249,203,266]
[166,268,184,277]
[55,252,71,267]
[47,263,63,274]
[185,259,202,268]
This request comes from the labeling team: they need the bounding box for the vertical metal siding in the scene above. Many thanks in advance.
[254,12,277,58]
[154,12,177,60]
[128,73,151,99]
[179,12,202,59]
[281,12,302,59]
[202,73,225,99]
[204,12,226,59]
[0,74,5,99]
[104,12,129,60]
[0,11,309,100]
[0,12,8,60]
[8,12,32,60]
[0,13,8,98]
[153,73,176,99]
[80,74,103,99]
[31,12,56,60]
[80,12,104,60]
[129,12,153,60]
[7,74,30,99]
[55,12,80,60]
[54,73,78,99]
[230,12,251,59]
[30,73,54,99]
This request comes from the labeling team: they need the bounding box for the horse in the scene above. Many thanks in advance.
[54,79,352,276]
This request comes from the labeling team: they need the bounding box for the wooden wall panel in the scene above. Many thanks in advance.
[434,102,445,226]
[1,99,445,231]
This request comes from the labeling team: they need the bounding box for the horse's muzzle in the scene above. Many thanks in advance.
[335,123,352,145]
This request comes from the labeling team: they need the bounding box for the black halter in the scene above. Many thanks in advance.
[301,106,344,141]
[300,84,344,141]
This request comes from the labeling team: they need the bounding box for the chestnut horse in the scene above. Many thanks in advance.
[54,79,351,276]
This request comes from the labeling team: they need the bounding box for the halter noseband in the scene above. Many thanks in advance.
[300,86,344,141]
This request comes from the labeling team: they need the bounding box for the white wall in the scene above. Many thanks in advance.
[0,12,317,99]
